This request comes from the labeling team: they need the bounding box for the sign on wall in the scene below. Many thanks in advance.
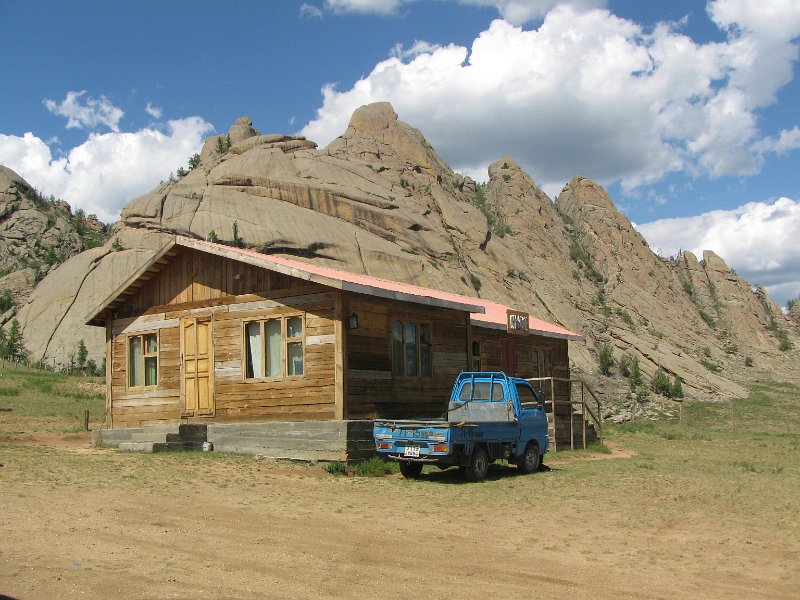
[506,309,529,335]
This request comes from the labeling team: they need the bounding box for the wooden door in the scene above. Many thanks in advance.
[501,338,518,376]
[181,317,214,416]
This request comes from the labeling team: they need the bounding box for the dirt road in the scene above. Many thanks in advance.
[1,435,796,599]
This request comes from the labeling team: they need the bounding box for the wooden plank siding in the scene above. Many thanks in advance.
[109,249,339,427]
[344,293,470,420]
[470,327,571,407]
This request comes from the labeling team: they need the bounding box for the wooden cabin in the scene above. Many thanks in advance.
[87,236,583,459]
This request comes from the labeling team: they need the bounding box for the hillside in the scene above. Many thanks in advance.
[7,103,799,400]
[0,166,109,325]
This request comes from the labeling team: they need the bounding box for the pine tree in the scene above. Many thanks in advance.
[5,319,27,362]
[76,339,88,374]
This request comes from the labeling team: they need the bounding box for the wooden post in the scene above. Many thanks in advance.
[569,386,574,451]
[632,394,637,421]
[550,378,556,453]
[581,382,587,450]
[732,398,736,434]
[333,292,346,421]
[83,410,90,431]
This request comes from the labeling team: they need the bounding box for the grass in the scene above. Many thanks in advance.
[0,361,105,432]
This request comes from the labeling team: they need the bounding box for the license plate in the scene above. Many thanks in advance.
[403,445,420,458]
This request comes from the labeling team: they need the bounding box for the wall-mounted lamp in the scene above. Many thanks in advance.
[233,273,242,280]
[346,313,359,330]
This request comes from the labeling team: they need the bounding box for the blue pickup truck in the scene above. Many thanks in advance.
[373,372,549,481]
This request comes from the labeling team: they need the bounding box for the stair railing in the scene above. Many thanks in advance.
[525,376,603,452]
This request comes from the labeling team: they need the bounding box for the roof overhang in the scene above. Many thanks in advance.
[86,236,486,326]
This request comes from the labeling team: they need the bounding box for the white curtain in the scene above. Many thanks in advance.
[246,321,263,378]
[266,320,281,377]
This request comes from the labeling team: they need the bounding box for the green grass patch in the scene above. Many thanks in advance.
[0,361,105,430]
[354,456,398,477]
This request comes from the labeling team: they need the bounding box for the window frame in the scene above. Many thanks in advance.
[242,313,306,382]
[390,317,433,378]
[127,331,159,389]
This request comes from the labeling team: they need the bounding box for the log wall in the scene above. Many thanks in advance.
[344,293,470,419]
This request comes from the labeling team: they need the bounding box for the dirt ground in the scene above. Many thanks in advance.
[1,432,797,600]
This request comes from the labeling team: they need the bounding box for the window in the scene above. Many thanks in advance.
[244,315,304,380]
[471,340,481,370]
[515,383,542,409]
[391,319,432,377]
[129,332,158,388]
[459,380,505,402]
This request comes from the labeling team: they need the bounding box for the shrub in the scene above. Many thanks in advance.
[111,237,123,251]
[671,376,684,398]
[618,353,632,377]
[745,355,754,367]
[700,358,721,373]
[778,330,793,352]
[651,368,672,397]
[207,230,219,243]
[188,153,201,170]
[698,309,717,329]
[231,221,244,248]
[596,342,614,376]
[620,309,635,329]
[0,289,14,313]
[494,224,512,237]
[215,134,231,155]
[470,273,482,292]
[326,460,349,476]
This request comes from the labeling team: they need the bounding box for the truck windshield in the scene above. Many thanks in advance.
[459,381,505,402]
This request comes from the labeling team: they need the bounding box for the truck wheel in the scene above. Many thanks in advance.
[464,447,489,482]
[516,443,540,474]
[399,461,423,479]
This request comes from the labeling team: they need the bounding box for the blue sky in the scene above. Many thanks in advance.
[1,0,798,305]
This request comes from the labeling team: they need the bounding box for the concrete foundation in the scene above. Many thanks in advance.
[93,420,375,461]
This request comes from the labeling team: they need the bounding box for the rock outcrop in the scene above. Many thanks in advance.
[0,166,109,321]
[8,103,798,399]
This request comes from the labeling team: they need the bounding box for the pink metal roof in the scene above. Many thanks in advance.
[87,235,582,340]
[178,237,583,341]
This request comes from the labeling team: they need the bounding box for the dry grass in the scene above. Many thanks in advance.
[0,368,798,599]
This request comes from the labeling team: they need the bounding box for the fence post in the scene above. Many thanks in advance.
[84,410,90,431]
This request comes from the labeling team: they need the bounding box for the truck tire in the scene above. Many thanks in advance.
[464,447,490,482]
[399,461,423,479]
[516,442,540,474]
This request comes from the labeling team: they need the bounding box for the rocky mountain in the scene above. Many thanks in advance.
[0,166,109,324]
[7,103,799,400]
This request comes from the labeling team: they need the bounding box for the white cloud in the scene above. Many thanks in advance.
[390,40,442,59]
[324,0,401,15]
[0,117,214,223]
[145,102,163,119]
[753,126,800,156]
[300,3,324,18]
[43,90,125,132]
[321,0,606,23]
[301,2,800,198]
[458,0,606,25]
[637,197,800,306]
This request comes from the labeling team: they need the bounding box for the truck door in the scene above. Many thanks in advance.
[514,381,547,444]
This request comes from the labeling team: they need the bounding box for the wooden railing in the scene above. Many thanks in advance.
[525,377,603,452]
